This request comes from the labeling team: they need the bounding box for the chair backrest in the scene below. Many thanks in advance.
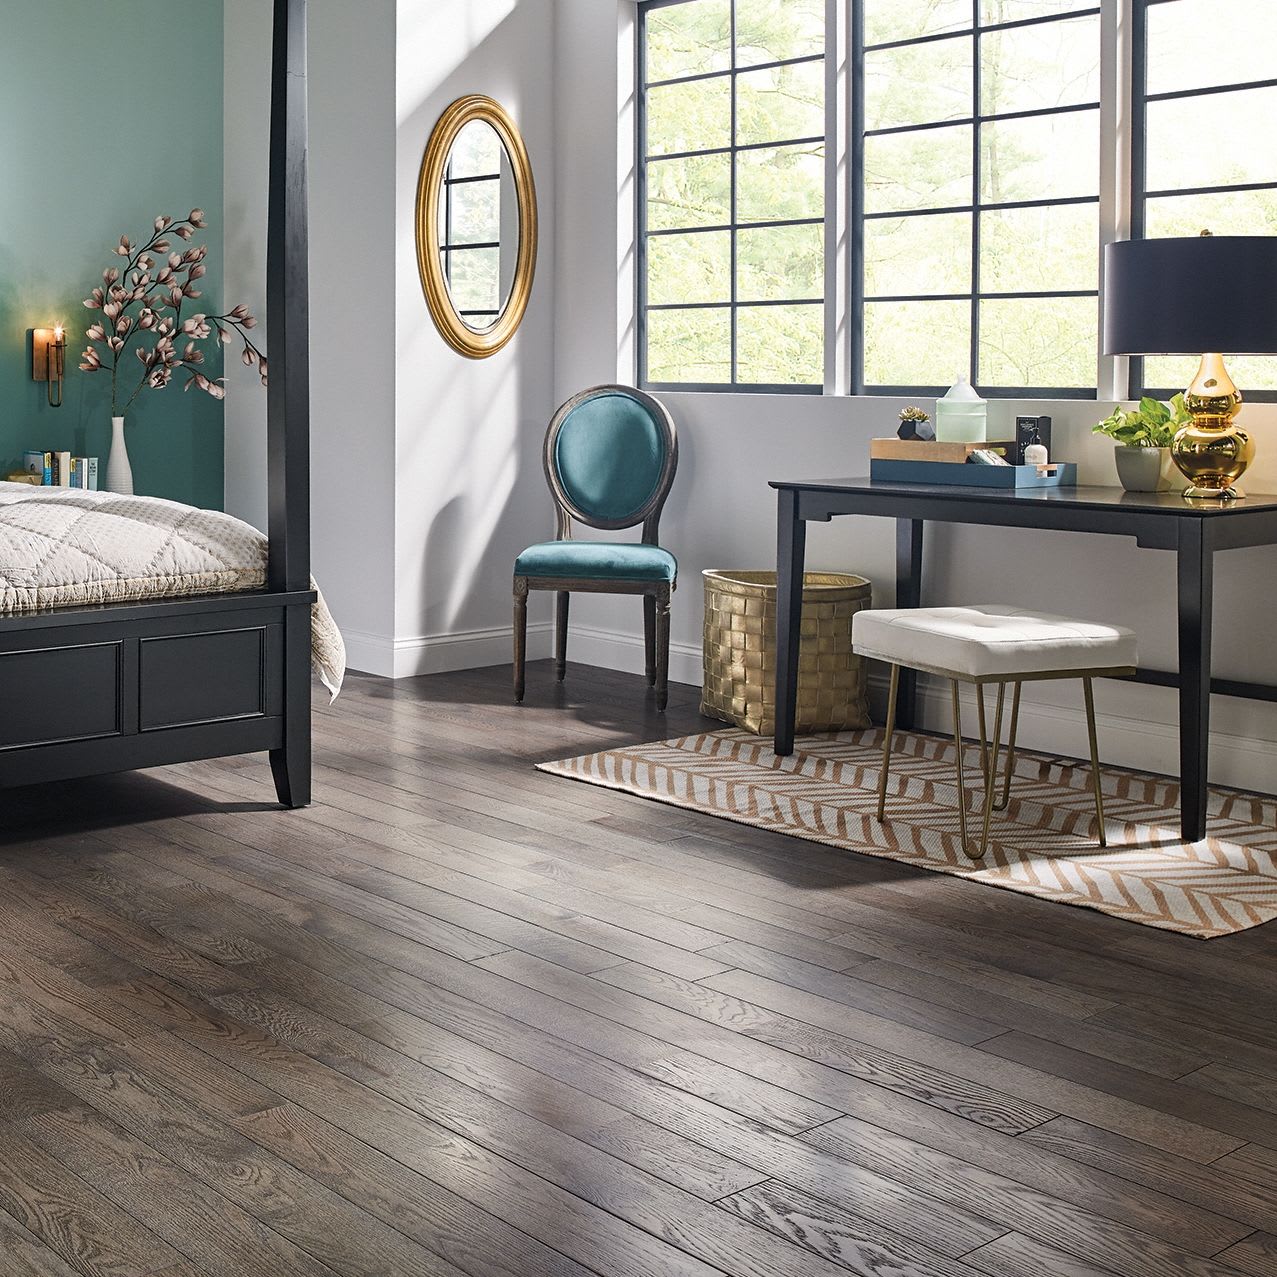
[543,385,678,543]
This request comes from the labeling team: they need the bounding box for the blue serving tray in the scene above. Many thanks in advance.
[870,459,1078,488]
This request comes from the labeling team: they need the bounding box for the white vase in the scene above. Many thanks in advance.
[106,415,134,495]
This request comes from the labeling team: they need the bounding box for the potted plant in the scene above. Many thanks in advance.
[897,405,934,441]
[1093,394,1190,493]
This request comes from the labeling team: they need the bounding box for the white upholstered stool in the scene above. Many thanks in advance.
[851,605,1138,858]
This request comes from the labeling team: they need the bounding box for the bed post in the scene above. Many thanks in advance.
[266,0,312,808]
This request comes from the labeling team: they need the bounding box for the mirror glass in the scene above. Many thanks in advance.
[436,120,520,332]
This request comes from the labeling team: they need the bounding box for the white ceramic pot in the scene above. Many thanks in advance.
[1114,445,1172,493]
[106,415,134,495]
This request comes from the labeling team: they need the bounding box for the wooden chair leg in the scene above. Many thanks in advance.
[655,587,671,711]
[643,594,657,686]
[513,578,528,703]
[877,664,900,822]
[555,591,570,682]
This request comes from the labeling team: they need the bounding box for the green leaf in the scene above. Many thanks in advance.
[1139,396,1170,425]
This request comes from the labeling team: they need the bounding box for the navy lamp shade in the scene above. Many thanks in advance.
[1103,236,1277,356]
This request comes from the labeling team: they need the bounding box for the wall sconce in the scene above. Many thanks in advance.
[33,325,67,408]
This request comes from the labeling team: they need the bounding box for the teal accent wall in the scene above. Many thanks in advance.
[0,0,225,508]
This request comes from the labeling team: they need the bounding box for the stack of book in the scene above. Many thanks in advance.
[869,438,1076,489]
[13,450,100,489]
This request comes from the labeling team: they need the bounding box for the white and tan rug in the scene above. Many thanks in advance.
[539,728,1277,940]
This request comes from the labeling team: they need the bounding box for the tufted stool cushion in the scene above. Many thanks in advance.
[852,605,1137,680]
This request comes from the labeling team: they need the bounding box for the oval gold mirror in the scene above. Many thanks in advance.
[415,95,538,359]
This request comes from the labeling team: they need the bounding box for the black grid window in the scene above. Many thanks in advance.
[442,147,504,326]
[638,0,827,393]
[1132,0,1277,400]
[854,1,1102,397]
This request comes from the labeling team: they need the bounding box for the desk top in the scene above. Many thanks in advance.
[769,477,1277,518]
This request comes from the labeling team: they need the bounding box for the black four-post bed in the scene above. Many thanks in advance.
[0,0,314,809]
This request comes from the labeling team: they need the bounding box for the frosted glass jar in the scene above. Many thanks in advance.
[934,375,987,444]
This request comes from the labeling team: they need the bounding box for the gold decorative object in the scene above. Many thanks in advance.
[1171,352,1255,499]
[415,95,537,359]
[700,569,871,736]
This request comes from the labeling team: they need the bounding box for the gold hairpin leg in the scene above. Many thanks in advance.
[877,664,900,823]
[953,678,1003,859]
[993,681,1021,812]
[1083,676,1107,847]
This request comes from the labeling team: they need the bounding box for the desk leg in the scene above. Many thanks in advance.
[1177,521,1213,842]
[895,518,924,730]
[774,488,806,757]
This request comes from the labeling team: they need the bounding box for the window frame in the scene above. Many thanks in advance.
[1129,0,1277,402]
[851,1,1104,400]
[636,0,828,395]
[441,159,505,326]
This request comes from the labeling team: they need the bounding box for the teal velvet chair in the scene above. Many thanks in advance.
[514,385,679,709]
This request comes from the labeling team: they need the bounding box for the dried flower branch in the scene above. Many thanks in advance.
[80,209,266,414]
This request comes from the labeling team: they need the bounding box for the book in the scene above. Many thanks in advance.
[85,457,99,491]
[870,438,1017,463]
[22,450,44,476]
[56,451,71,487]
[42,451,52,485]
[70,457,99,490]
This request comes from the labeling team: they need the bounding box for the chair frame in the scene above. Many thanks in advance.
[514,385,679,709]
[875,659,1137,859]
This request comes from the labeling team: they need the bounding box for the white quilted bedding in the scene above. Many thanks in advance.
[0,481,345,696]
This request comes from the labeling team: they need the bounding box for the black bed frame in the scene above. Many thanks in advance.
[0,0,314,809]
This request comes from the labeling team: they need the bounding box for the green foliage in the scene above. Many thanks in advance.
[1093,394,1191,448]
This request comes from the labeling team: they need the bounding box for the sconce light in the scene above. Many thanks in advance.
[33,325,67,408]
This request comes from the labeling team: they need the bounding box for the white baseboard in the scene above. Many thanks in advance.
[344,623,553,680]
[564,623,704,685]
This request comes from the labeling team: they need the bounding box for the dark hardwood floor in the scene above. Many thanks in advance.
[2,660,1276,1277]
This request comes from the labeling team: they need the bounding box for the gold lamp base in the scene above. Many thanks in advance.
[1171,352,1254,501]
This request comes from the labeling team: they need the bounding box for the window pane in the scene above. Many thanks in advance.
[734,0,824,66]
[980,202,1098,293]
[979,295,1096,387]
[738,223,824,300]
[863,300,971,385]
[864,0,970,46]
[737,59,824,147]
[980,109,1098,202]
[1145,354,1277,394]
[446,248,500,315]
[1147,0,1277,96]
[646,0,731,82]
[646,76,731,156]
[1145,188,1277,239]
[864,124,973,213]
[980,14,1101,116]
[447,180,500,245]
[1146,87,1277,193]
[737,143,824,221]
[737,304,823,383]
[865,35,972,131]
[645,152,732,229]
[448,127,502,178]
[646,307,732,382]
[647,231,731,304]
[980,0,1096,23]
[864,212,972,296]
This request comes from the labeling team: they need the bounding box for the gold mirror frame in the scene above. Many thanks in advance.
[415,95,538,359]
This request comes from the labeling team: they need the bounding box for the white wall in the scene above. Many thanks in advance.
[550,0,1277,793]
[391,0,558,679]
[225,0,399,669]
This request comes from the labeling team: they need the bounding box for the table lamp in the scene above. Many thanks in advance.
[1103,233,1277,500]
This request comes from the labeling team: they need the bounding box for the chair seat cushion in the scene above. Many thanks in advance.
[851,605,1137,679]
[515,540,677,583]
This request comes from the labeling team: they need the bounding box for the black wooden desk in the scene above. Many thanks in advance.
[771,478,1277,842]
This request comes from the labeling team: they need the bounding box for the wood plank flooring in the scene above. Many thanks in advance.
[1,660,1276,1277]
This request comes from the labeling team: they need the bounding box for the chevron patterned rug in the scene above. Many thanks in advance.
[539,728,1277,940]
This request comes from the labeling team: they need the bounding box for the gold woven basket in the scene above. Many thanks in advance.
[700,569,873,737]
